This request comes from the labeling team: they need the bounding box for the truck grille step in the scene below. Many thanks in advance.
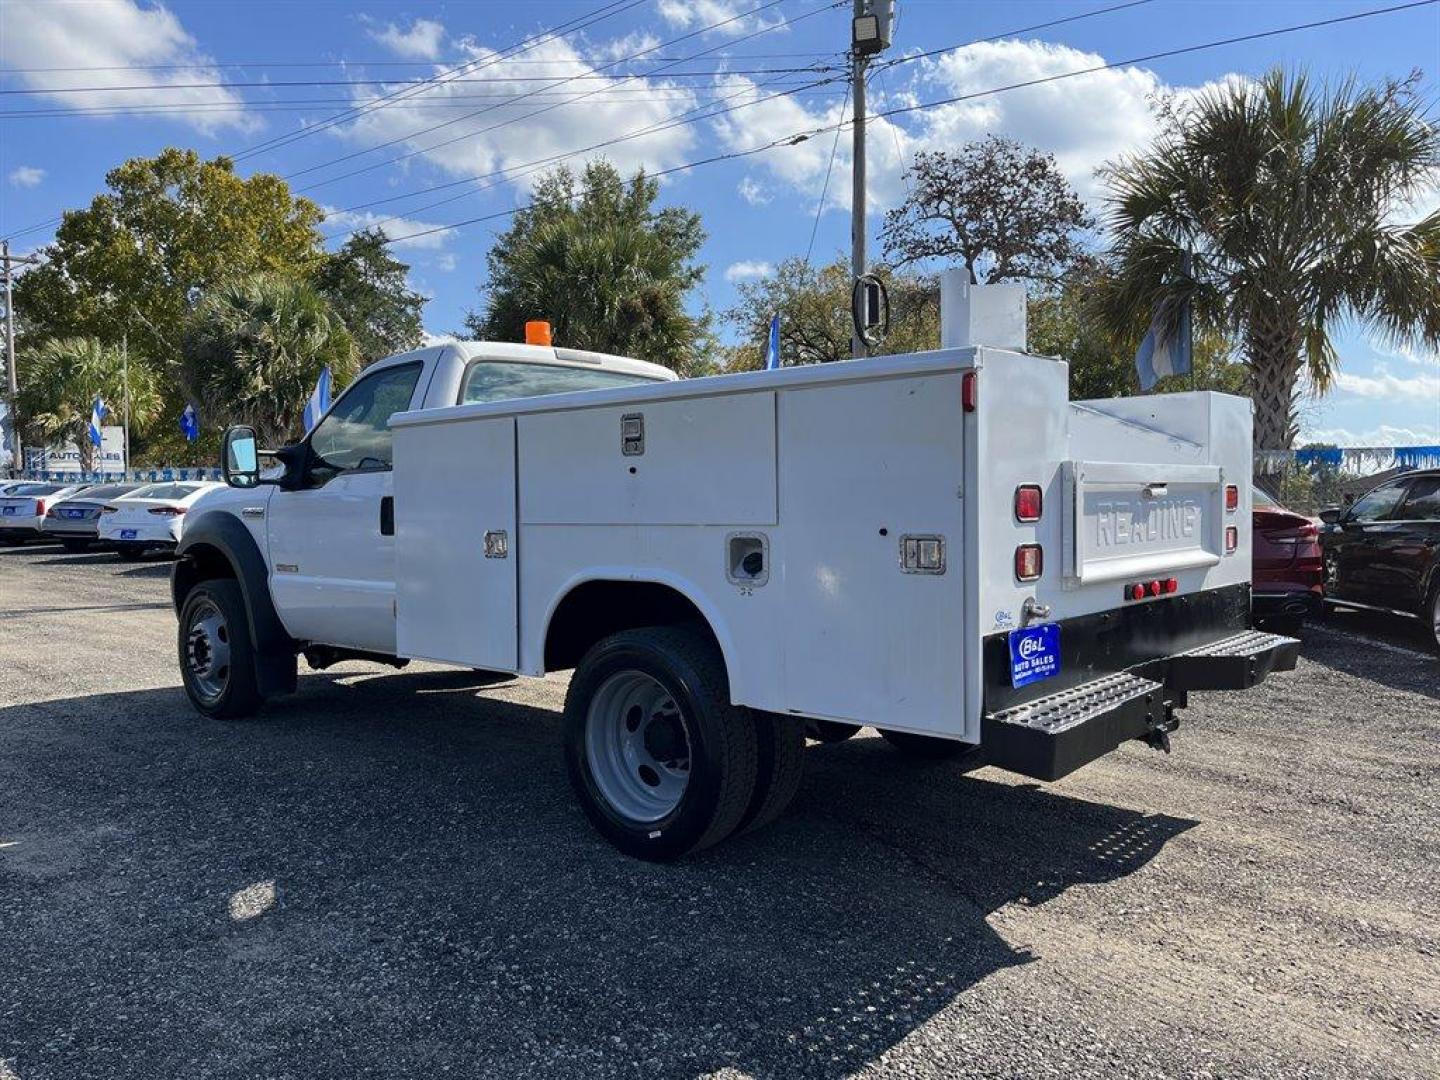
[983,672,1165,782]
[1167,630,1300,691]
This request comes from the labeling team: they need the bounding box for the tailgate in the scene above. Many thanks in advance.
[1063,461,1224,585]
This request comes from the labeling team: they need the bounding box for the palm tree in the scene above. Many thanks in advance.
[14,337,161,472]
[180,273,359,449]
[1095,69,1440,450]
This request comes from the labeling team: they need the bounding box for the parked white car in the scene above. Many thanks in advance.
[42,482,144,552]
[99,481,223,559]
[0,482,92,545]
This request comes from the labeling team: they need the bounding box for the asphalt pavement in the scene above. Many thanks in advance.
[1,543,1437,1080]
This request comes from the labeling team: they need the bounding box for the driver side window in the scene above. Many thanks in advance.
[1347,482,1406,523]
[309,362,423,474]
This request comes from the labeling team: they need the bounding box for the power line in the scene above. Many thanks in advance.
[318,0,1155,223]
[0,51,839,74]
[231,0,648,163]
[375,0,1439,249]
[804,92,849,266]
[287,1,839,192]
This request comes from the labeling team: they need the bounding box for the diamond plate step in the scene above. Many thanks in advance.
[1167,629,1300,691]
[983,672,1166,782]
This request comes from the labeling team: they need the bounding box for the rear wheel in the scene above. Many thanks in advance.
[564,626,758,861]
[736,713,806,835]
[1427,584,1440,653]
[1,535,26,547]
[178,578,263,719]
[879,728,972,760]
[61,538,91,553]
[115,543,145,561]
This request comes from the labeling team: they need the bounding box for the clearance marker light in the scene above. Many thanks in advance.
[525,320,553,346]
[1225,525,1239,553]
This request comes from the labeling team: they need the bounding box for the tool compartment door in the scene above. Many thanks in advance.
[1063,461,1224,586]
[395,416,518,670]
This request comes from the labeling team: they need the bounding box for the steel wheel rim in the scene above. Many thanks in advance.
[185,598,232,704]
[585,670,691,824]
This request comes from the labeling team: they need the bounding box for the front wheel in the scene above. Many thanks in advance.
[178,578,263,719]
[564,626,758,861]
[1427,584,1440,654]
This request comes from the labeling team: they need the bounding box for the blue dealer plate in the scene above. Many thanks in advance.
[1008,624,1061,689]
[1,506,15,515]
[120,529,138,539]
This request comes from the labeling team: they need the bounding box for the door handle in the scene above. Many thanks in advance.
[380,496,394,536]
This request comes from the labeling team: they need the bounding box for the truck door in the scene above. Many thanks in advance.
[265,360,426,655]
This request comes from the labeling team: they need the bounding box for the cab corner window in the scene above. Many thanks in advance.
[309,362,423,475]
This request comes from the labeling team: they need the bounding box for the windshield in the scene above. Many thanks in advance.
[459,361,662,405]
[5,483,64,496]
[127,483,205,500]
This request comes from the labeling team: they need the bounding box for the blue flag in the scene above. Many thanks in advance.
[180,403,200,443]
[1135,252,1194,392]
[764,313,780,370]
[87,397,107,448]
[303,367,332,433]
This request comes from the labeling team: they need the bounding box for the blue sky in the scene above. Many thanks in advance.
[2,0,1438,447]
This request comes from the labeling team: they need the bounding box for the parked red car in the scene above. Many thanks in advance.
[1252,488,1324,635]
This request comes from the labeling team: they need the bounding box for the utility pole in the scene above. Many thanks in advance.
[1,240,41,476]
[121,330,131,478]
[850,0,893,358]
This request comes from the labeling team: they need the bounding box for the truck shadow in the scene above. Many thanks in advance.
[0,670,1196,1080]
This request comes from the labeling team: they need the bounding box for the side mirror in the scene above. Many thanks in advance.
[222,426,261,488]
[1318,507,1343,525]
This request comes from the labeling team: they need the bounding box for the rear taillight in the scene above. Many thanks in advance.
[148,506,187,517]
[35,499,47,517]
[101,505,118,515]
[1225,525,1238,553]
[1225,485,1239,512]
[1014,484,1042,523]
[44,506,60,518]
[1014,543,1042,582]
[962,371,978,413]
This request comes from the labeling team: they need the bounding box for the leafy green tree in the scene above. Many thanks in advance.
[1095,69,1440,450]
[466,161,708,371]
[1030,272,1245,399]
[179,274,359,449]
[314,228,427,366]
[14,337,161,472]
[723,257,938,371]
[14,149,327,370]
[881,137,1093,283]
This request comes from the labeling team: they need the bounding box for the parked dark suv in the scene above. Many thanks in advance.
[1319,469,1440,649]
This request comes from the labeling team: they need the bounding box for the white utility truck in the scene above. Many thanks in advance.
[173,280,1297,860]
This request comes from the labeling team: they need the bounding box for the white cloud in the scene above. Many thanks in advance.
[737,175,769,205]
[365,17,447,61]
[422,331,460,347]
[724,260,774,282]
[589,30,662,63]
[1332,369,1440,402]
[434,252,458,272]
[321,206,453,250]
[326,34,700,195]
[712,39,1234,215]
[0,0,255,134]
[7,166,45,188]
[657,0,789,38]
[1301,423,1440,447]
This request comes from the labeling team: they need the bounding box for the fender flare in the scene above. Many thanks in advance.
[173,510,297,696]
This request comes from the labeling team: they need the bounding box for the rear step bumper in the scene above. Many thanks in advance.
[983,629,1298,782]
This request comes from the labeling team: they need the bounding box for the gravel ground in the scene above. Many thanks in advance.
[1,543,1438,1080]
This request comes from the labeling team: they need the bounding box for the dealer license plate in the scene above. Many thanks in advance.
[1,506,15,515]
[1008,624,1060,689]
[120,529,137,539]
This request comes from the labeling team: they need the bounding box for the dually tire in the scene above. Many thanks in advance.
[564,626,758,861]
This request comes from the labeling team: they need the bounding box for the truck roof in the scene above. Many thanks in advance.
[447,340,678,382]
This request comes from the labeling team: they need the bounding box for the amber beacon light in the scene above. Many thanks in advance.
[525,320,553,346]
